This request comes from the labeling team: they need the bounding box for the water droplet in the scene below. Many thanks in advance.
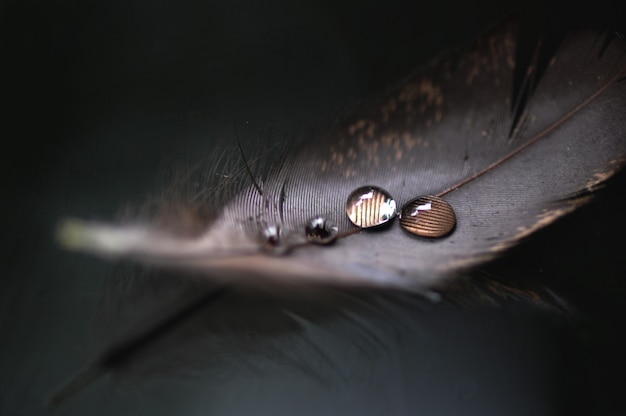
[399,196,456,237]
[305,216,338,244]
[346,186,397,228]
[260,224,292,255]
[262,224,281,246]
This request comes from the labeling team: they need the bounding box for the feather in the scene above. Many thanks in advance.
[56,20,626,291]
[34,7,626,412]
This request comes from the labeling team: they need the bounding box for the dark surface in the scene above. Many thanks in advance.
[2,1,626,415]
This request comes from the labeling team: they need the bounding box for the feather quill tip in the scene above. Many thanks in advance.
[56,218,156,259]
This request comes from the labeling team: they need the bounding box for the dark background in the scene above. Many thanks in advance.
[1,1,626,415]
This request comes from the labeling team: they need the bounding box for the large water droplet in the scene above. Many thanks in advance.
[399,195,456,237]
[305,216,338,244]
[346,186,397,228]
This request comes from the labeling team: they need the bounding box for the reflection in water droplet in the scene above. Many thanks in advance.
[346,186,397,228]
[305,216,338,244]
[399,195,456,237]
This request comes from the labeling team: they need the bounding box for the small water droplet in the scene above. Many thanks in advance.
[346,186,397,228]
[262,224,281,246]
[305,216,338,244]
[399,196,456,237]
[260,224,292,255]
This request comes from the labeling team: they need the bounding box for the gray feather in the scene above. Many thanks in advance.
[58,21,626,291]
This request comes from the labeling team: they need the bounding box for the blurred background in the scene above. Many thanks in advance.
[1,0,625,415]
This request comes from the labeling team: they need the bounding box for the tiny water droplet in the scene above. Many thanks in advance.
[262,224,281,246]
[399,196,456,237]
[305,216,338,244]
[260,224,292,255]
[346,186,397,228]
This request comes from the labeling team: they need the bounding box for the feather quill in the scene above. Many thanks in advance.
[57,21,626,291]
